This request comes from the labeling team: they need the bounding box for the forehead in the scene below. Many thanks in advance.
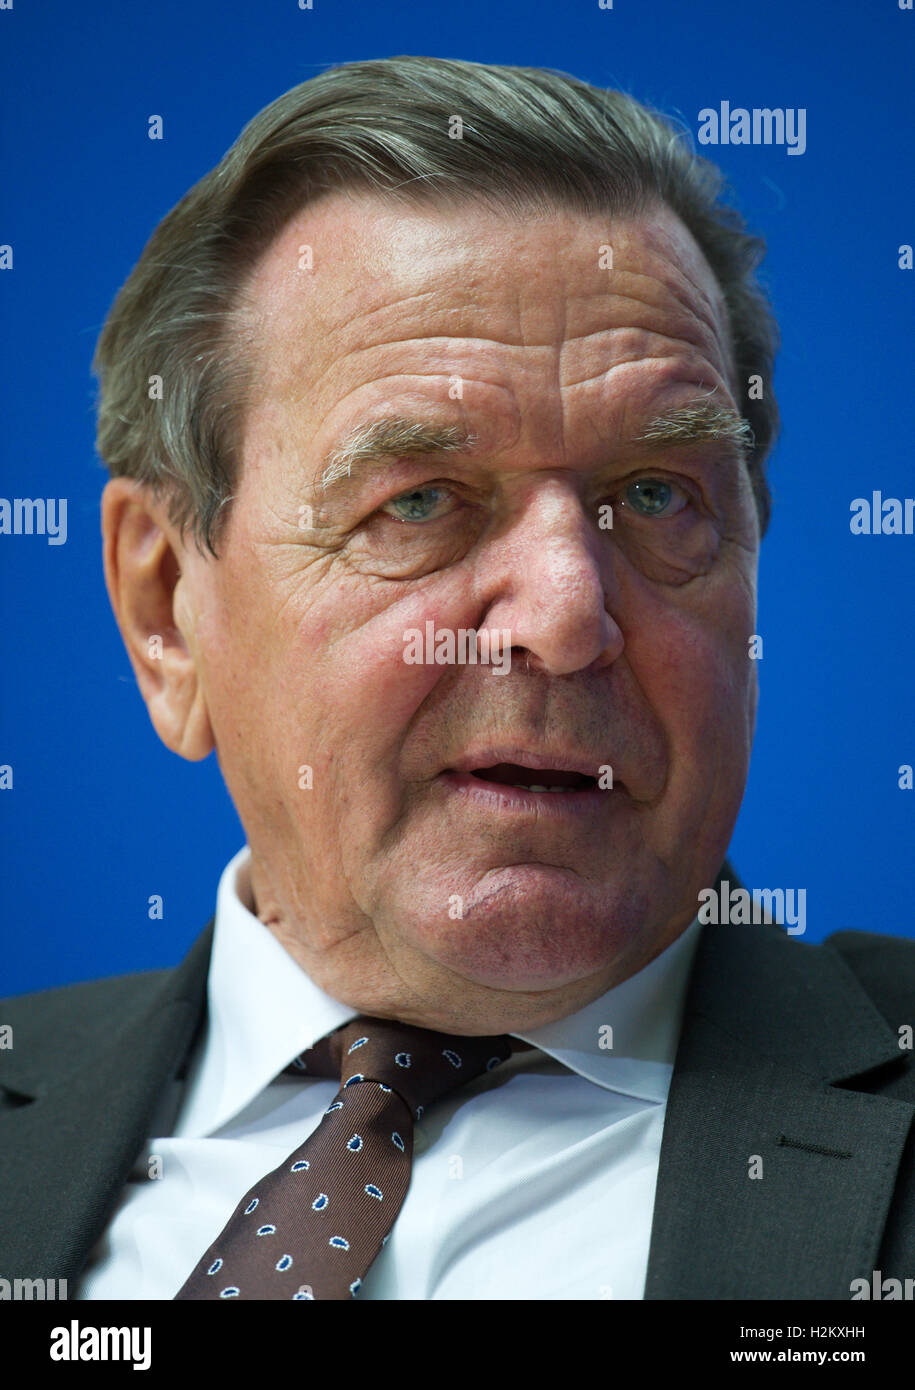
[237,190,736,433]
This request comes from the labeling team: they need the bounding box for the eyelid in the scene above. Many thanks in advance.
[613,472,695,513]
[372,470,699,528]
[377,481,462,522]
[619,469,691,489]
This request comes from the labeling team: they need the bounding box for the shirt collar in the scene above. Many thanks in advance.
[175,845,703,1137]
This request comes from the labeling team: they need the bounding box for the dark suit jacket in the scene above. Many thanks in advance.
[2,863,914,1299]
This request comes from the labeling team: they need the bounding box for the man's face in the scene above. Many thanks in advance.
[143,193,760,1032]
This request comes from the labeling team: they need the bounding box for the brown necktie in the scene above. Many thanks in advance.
[174,1015,515,1300]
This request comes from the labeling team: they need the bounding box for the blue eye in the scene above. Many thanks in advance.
[623,478,684,517]
[381,486,452,523]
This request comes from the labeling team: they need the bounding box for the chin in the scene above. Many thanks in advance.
[404,870,655,993]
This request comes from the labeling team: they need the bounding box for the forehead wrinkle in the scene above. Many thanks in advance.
[291,333,561,411]
[318,240,714,366]
[567,359,737,457]
[627,199,729,303]
[259,196,728,362]
[596,217,736,385]
[279,246,729,412]
[556,324,730,398]
[593,271,730,373]
[317,285,447,342]
[309,239,506,347]
[625,251,726,330]
[295,293,721,411]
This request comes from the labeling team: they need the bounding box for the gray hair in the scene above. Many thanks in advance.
[92,54,780,556]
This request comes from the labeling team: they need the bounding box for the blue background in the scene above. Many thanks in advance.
[2,0,912,993]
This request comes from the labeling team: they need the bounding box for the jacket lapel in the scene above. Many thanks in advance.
[644,898,914,1298]
[0,922,213,1283]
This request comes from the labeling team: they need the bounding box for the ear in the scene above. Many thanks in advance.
[101,477,215,761]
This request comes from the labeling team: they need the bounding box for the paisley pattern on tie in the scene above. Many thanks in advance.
[174,1016,514,1300]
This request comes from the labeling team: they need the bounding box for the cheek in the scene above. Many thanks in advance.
[628,594,756,771]
[194,589,251,722]
[193,568,308,799]
[287,579,487,757]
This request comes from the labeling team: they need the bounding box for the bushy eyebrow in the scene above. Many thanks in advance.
[317,399,753,490]
[320,418,477,488]
[630,401,754,457]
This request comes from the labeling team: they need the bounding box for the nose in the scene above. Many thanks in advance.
[481,480,624,677]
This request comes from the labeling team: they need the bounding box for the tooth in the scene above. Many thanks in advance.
[508,783,572,793]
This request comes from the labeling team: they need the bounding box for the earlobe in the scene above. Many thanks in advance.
[101,478,215,761]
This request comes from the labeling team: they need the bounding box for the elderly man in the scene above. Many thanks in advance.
[2,55,913,1303]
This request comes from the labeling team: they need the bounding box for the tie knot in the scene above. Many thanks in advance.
[286,1015,514,1117]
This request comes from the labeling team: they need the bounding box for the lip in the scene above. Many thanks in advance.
[445,746,609,781]
[437,770,619,817]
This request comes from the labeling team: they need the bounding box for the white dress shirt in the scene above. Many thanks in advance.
[74,845,703,1301]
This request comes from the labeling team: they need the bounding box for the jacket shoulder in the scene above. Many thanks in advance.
[1,965,173,1015]
[825,927,915,969]
[0,966,178,1084]
[824,929,915,1030]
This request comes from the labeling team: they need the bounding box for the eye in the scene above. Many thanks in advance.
[620,477,689,519]
[379,484,457,524]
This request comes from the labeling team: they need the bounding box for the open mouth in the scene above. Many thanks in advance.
[467,763,598,793]
[437,760,616,816]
